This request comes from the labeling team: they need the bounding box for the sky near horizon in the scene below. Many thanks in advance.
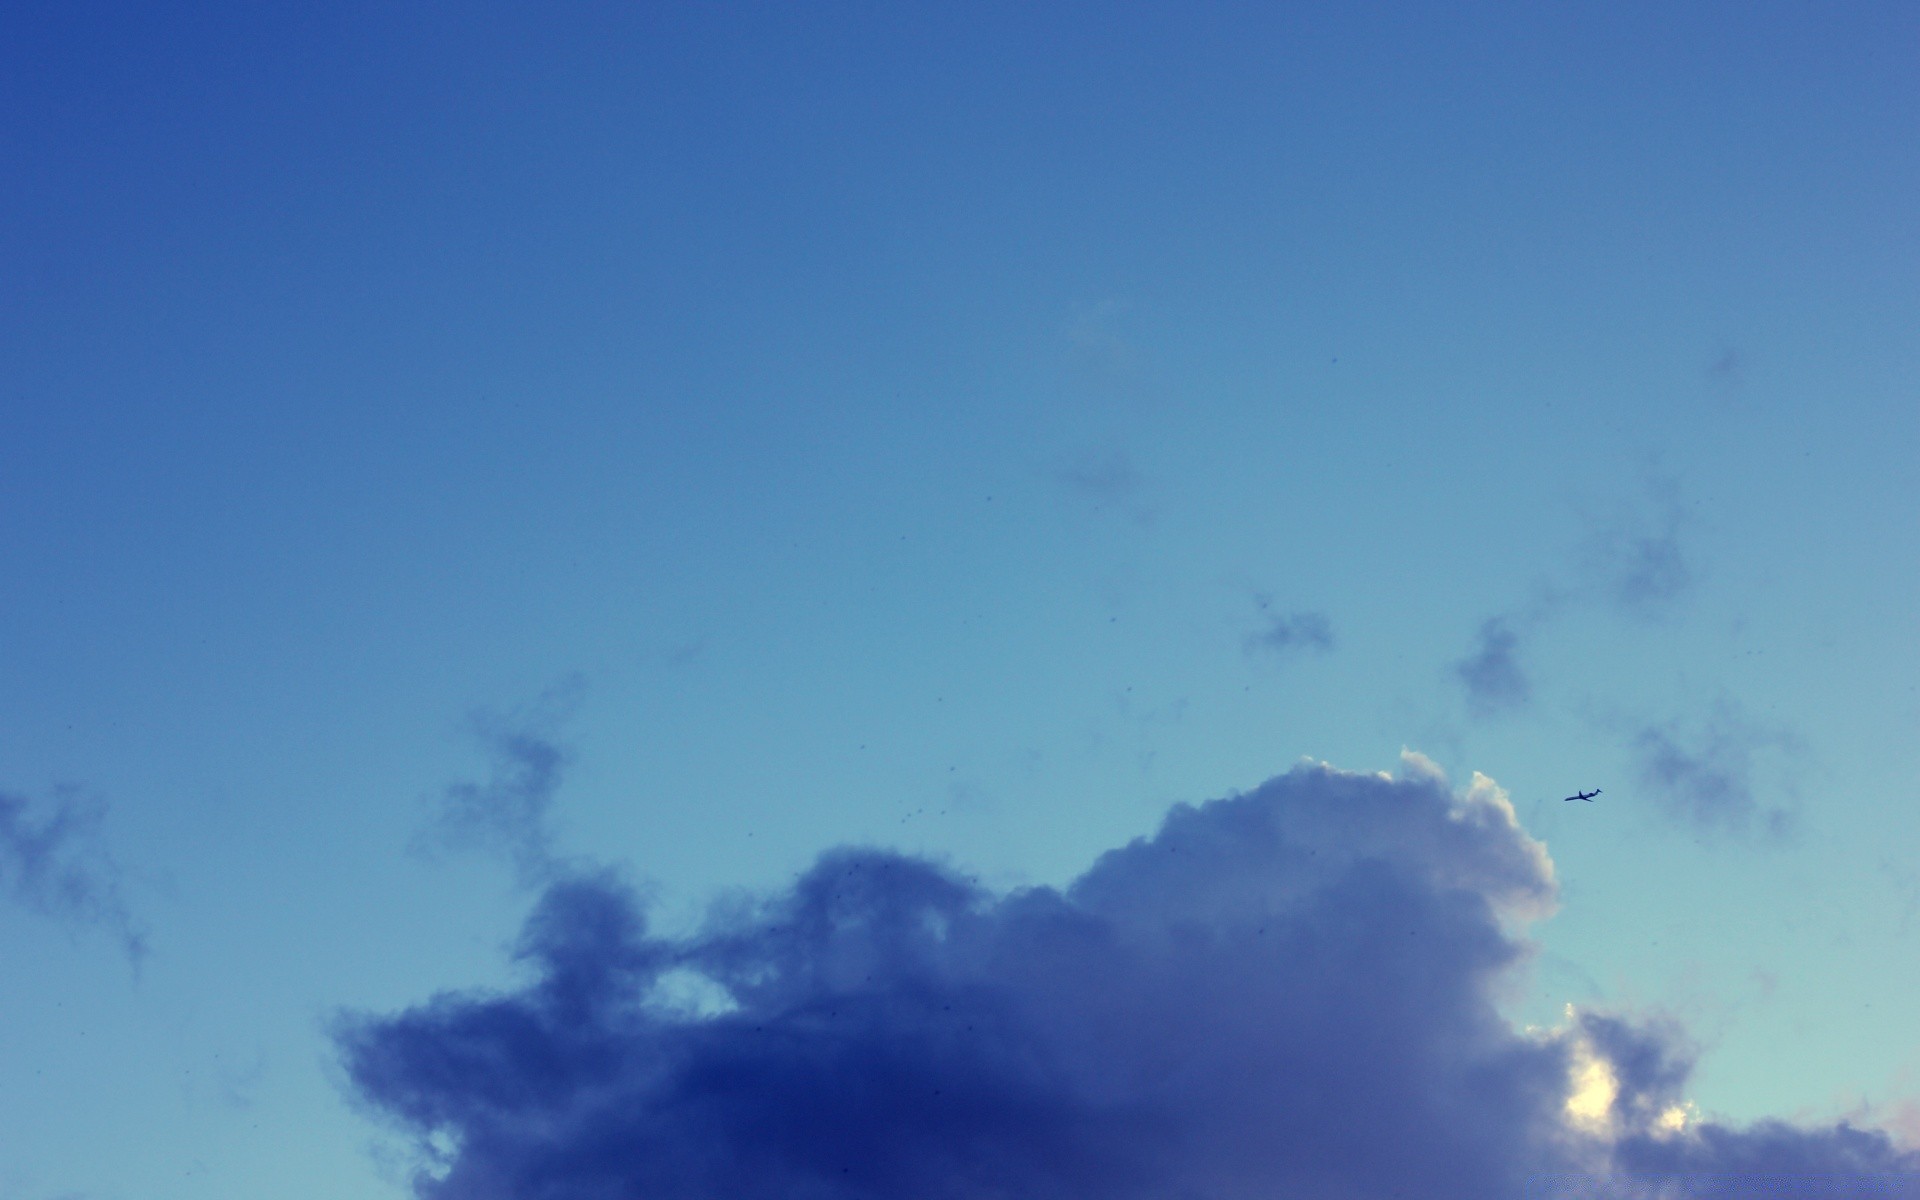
[3,4,1918,1198]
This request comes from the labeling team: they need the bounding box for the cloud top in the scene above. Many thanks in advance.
[340,760,1913,1199]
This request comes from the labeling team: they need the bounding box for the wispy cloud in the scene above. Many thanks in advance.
[339,757,1912,1199]
[1454,616,1534,717]
[413,679,584,887]
[0,786,147,966]
[1880,857,1920,938]
[1707,347,1743,386]
[1243,594,1334,659]
[1061,298,1144,380]
[1452,472,1694,717]
[1629,705,1797,838]
[1577,471,1691,622]
[1054,452,1154,525]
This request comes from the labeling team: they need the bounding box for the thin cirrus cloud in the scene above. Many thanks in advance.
[1455,615,1535,717]
[411,681,585,888]
[0,786,147,966]
[336,756,1913,1199]
[1451,474,1693,718]
[1629,705,1798,839]
[1053,452,1155,526]
[412,725,569,887]
[1576,474,1691,623]
[1243,594,1335,660]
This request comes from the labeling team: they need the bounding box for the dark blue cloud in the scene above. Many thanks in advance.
[339,760,1916,1199]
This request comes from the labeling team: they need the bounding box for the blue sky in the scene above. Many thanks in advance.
[2,4,1917,1198]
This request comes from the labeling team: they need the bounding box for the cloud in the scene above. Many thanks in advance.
[1054,452,1154,525]
[1452,472,1693,718]
[1629,707,1797,838]
[338,758,1914,1199]
[1455,616,1534,716]
[413,681,584,886]
[0,786,146,966]
[1243,595,1334,659]
[1578,473,1691,622]
[1879,857,1920,937]
[1061,298,1143,380]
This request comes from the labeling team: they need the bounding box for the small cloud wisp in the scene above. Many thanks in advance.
[1244,595,1334,660]
[0,786,146,965]
[1455,616,1533,716]
[412,681,585,887]
[1630,706,1797,839]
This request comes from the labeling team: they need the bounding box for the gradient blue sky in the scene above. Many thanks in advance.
[2,4,1917,1198]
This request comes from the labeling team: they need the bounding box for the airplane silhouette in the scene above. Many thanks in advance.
[1563,788,1601,802]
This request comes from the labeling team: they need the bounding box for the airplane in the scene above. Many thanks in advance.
[1563,789,1601,802]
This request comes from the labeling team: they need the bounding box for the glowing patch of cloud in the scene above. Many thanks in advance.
[1566,1031,1621,1133]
